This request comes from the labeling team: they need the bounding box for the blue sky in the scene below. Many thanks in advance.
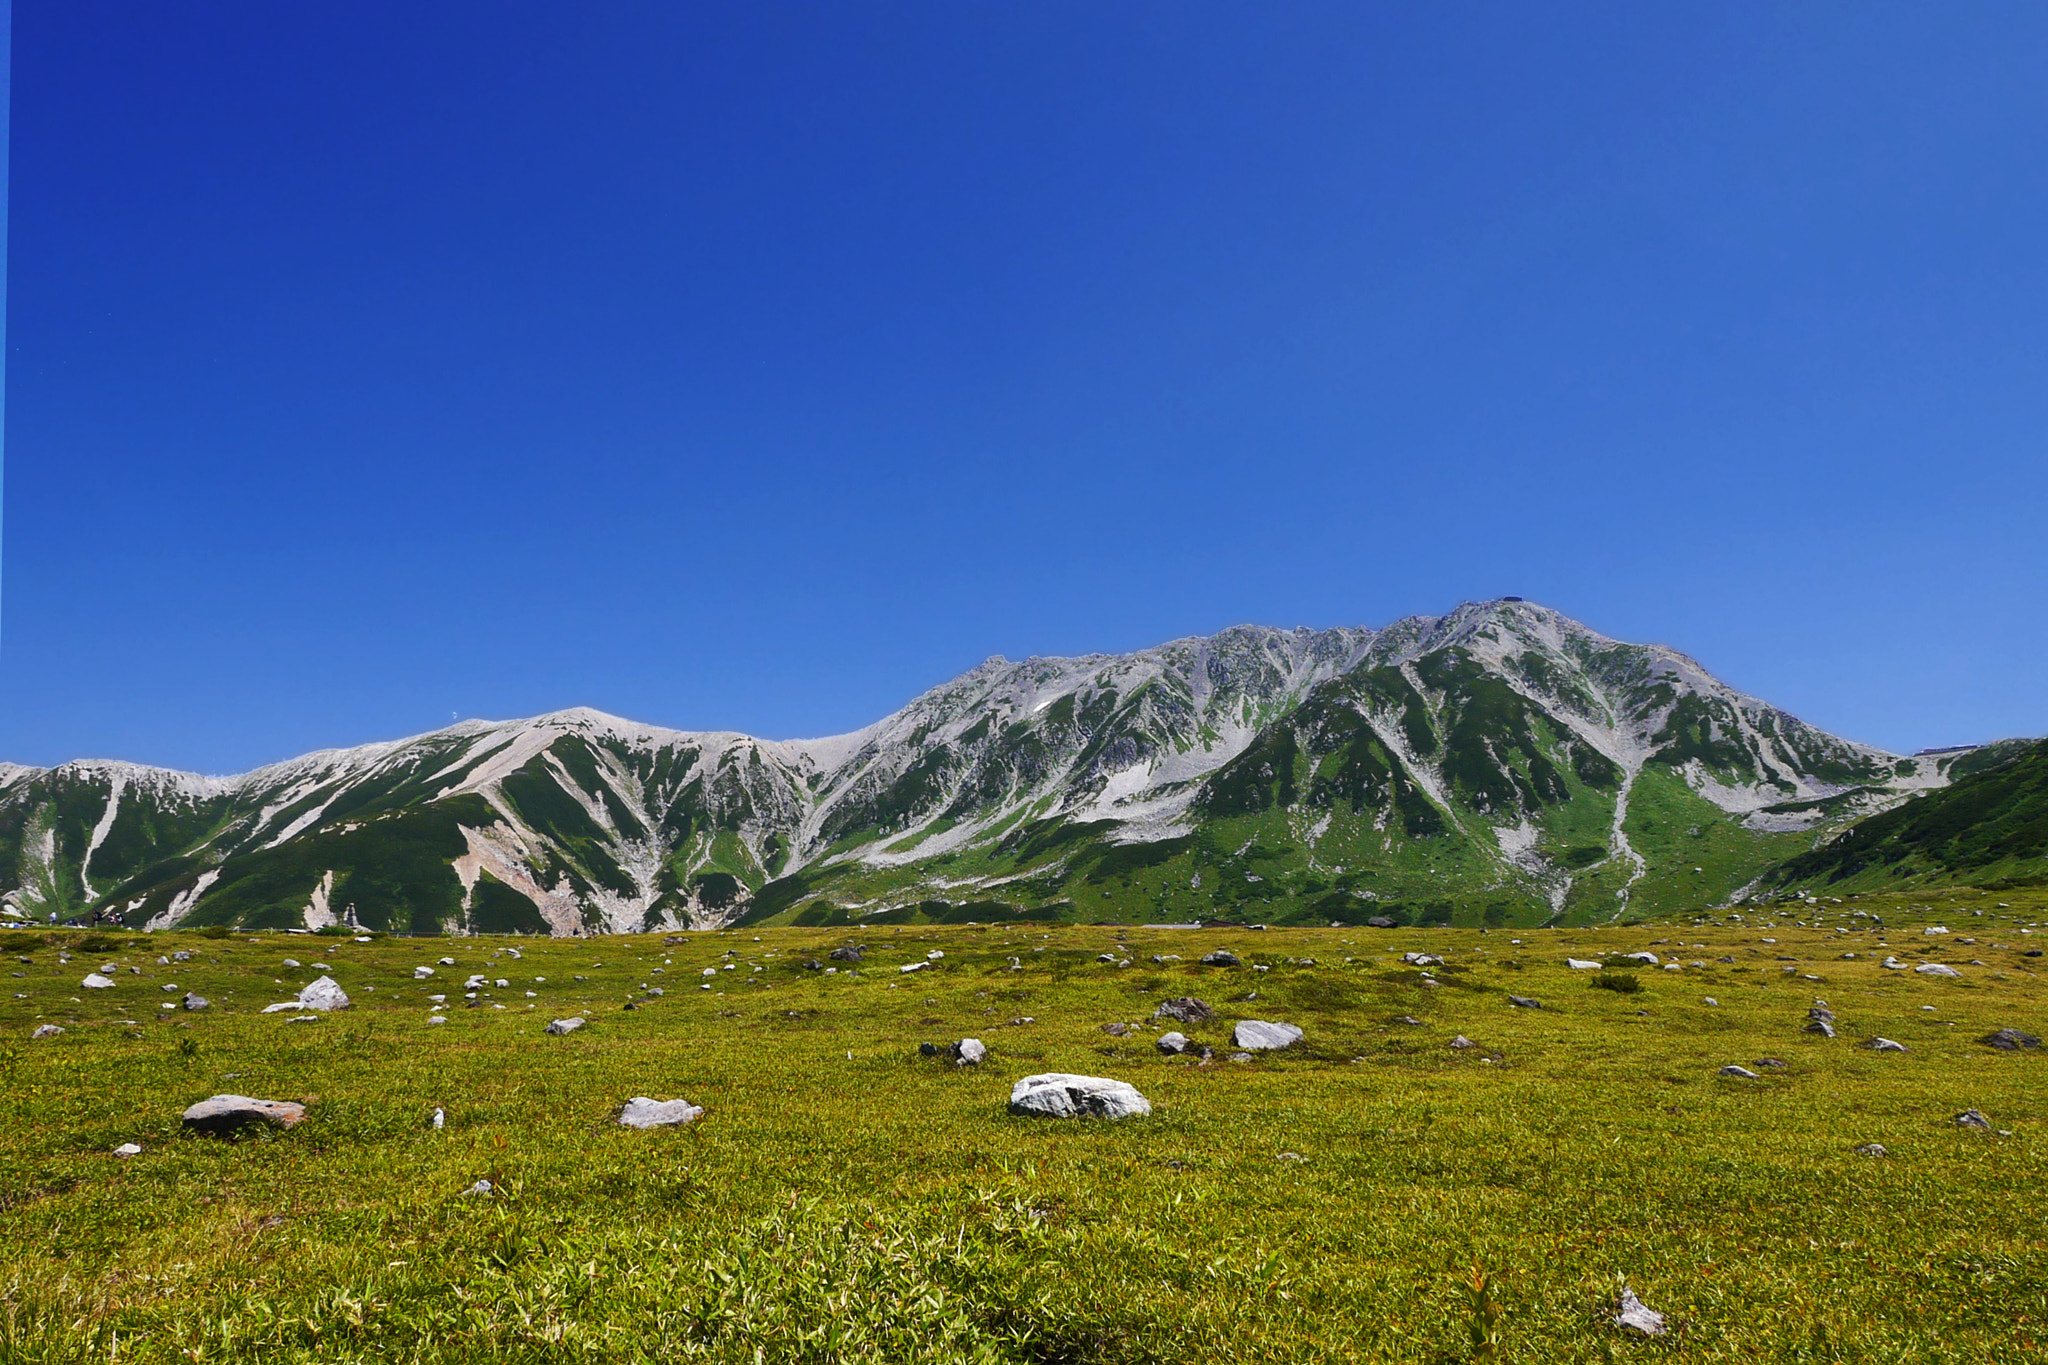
[4,2,2045,773]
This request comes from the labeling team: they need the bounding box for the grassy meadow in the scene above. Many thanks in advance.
[1,889,2043,1363]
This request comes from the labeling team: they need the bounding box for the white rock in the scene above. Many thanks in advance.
[899,961,929,974]
[544,1017,586,1035]
[1914,962,1961,978]
[1008,1073,1151,1120]
[262,975,350,1013]
[1923,926,1949,936]
[32,1024,64,1039]
[413,966,435,979]
[1623,951,1660,965]
[1718,1064,1760,1078]
[1232,1020,1304,1051]
[1615,1286,1666,1336]
[432,1107,445,1129]
[926,950,944,960]
[617,1097,704,1129]
[1157,1031,1191,1054]
[1566,958,1602,970]
[427,1016,448,1025]
[438,957,456,966]
[82,974,116,989]
[114,1143,143,1157]
[953,1038,986,1065]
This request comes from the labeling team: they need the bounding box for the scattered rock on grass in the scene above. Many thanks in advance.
[1153,997,1213,1024]
[461,1179,494,1197]
[1854,1142,1887,1157]
[1157,1032,1191,1055]
[82,974,115,990]
[1393,1015,1424,1026]
[1008,1073,1151,1120]
[1200,950,1241,968]
[1232,1020,1302,1051]
[181,1095,307,1135]
[1863,1037,1908,1053]
[113,1143,142,1158]
[1915,963,1962,978]
[31,1024,62,1039]
[828,945,864,963]
[1804,1019,1837,1038]
[1718,1064,1760,1078]
[262,976,350,1014]
[1567,958,1601,970]
[953,1039,986,1066]
[1954,1109,1993,1131]
[183,993,209,1011]
[1449,1035,1477,1050]
[544,1017,586,1036]
[1099,1022,1132,1037]
[1365,916,1396,928]
[618,1097,704,1129]
[1615,1285,1666,1336]
[1507,996,1542,1010]
[1980,1028,2041,1051]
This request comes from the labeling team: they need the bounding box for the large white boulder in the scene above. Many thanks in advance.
[1008,1073,1151,1120]
[617,1097,703,1129]
[1232,1019,1304,1051]
[262,975,350,1013]
[82,973,116,989]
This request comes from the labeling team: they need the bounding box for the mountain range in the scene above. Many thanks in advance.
[2,600,2031,935]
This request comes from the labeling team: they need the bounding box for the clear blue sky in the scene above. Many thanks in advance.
[4,3,2045,773]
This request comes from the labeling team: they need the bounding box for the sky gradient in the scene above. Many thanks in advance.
[4,2,2046,774]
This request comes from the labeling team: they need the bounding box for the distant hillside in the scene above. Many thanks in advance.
[0,600,1998,934]
[1757,738,2048,892]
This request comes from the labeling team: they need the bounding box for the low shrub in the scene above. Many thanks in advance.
[1589,971,1641,994]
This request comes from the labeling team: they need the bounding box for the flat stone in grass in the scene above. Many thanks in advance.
[617,1097,704,1129]
[828,945,864,963]
[1365,916,1397,928]
[82,973,116,989]
[183,993,209,1011]
[1804,1019,1836,1038]
[1008,1073,1151,1120]
[1854,1142,1887,1157]
[1232,1020,1302,1051]
[1863,1037,1908,1052]
[1393,1015,1425,1026]
[952,1038,986,1066]
[31,1024,63,1039]
[1567,958,1601,970]
[182,1095,307,1135]
[1954,1109,1993,1131]
[1099,1022,1133,1037]
[1718,1064,1760,1078]
[1914,962,1962,978]
[1157,1031,1191,1055]
[1199,950,1241,967]
[1153,996,1213,1024]
[544,1017,586,1036]
[1980,1028,2041,1051]
[1449,1035,1477,1050]
[1507,996,1542,1009]
[113,1143,142,1158]
[1615,1286,1666,1336]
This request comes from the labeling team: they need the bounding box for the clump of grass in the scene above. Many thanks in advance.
[1589,971,1641,994]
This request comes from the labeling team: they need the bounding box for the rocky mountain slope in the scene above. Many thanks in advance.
[0,600,1991,934]
[1752,737,2048,894]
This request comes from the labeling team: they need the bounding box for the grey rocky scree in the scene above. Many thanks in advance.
[1152,997,1213,1024]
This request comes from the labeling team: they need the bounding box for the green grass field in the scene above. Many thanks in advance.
[2,889,2043,1363]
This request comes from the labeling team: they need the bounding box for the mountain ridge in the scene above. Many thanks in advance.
[0,600,2007,935]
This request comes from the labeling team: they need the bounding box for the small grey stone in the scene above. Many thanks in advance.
[1914,962,1961,978]
[461,1179,494,1197]
[1980,1028,2041,1051]
[544,1016,586,1036]
[1232,1019,1303,1051]
[1100,1021,1133,1037]
[1365,916,1396,928]
[113,1142,142,1158]
[1199,950,1241,968]
[1393,1015,1424,1026]
[1449,1035,1477,1050]
[1854,1142,1887,1157]
[1228,1052,1253,1062]
[1803,1019,1836,1038]
[828,945,864,963]
[1507,996,1542,1010]
[31,1024,63,1040]
[617,1097,704,1129]
[1157,1031,1191,1055]
[952,1038,986,1066]
[1954,1108,1992,1131]
[1862,1037,1908,1052]
[181,1095,307,1134]
[82,973,116,989]
[1719,1064,1760,1078]
[1008,1073,1150,1120]
[1152,996,1213,1024]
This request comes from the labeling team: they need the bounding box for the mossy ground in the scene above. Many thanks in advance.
[1,887,2043,1362]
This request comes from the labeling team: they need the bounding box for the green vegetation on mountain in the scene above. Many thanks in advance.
[1762,738,2048,891]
